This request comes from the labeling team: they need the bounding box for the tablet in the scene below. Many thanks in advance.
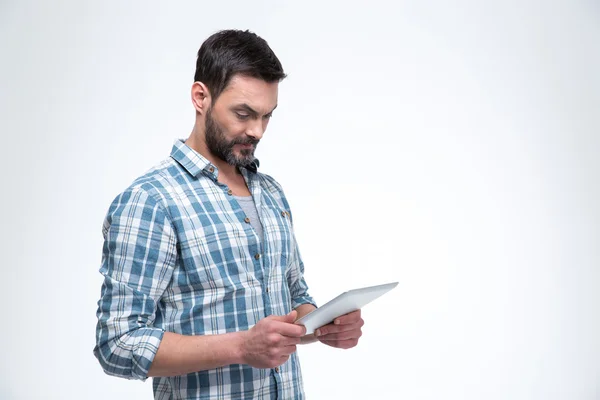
[295,282,398,335]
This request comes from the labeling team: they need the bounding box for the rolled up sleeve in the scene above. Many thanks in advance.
[94,187,176,380]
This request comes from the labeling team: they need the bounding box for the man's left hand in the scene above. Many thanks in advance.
[314,310,364,349]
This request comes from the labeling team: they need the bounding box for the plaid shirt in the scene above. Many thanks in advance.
[94,139,315,399]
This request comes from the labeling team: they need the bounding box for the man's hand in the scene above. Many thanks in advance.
[315,309,364,349]
[240,310,306,368]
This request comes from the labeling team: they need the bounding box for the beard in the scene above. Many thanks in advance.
[204,107,259,168]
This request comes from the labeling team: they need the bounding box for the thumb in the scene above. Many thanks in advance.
[270,310,298,323]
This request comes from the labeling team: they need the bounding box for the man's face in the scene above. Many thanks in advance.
[204,75,279,168]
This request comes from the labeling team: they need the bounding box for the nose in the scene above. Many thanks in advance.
[245,119,265,141]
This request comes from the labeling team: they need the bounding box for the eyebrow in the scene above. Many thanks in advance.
[234,103,278,116]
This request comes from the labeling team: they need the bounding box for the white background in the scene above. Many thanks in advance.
[1,1,599,399]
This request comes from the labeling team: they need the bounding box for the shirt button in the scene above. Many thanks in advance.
[244,217,251,223]
[254,253,261,260]
[209,166,215,173]
[281,211,286,217]
[274,367,279,373]
[227,189,233,195]
[265,287,269,293]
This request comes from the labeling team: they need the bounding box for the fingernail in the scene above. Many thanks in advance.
[315,329,321,336]
[334,319,340,325]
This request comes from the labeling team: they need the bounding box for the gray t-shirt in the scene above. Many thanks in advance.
[234,195,264,244]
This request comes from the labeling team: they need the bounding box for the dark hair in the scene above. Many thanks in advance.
[194,29,287,101]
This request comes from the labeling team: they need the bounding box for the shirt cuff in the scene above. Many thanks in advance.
[95,327,165,381]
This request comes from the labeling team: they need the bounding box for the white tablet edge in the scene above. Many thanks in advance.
[295,282,398,335]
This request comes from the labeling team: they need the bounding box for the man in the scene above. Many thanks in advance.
[94,29,364,400]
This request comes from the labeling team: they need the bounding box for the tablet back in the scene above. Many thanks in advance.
[296,282,398,335]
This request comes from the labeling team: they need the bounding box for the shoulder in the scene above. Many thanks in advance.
[129,157,188,200]
[104,157,185,223]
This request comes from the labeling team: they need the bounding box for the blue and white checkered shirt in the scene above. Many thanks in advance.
[94,139,316,399]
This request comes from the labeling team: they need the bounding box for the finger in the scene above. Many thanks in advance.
[333,309,361,325]
[278,354,290,364]
[280,336,302,346]
[319,338,359,349]
[315,319,364,337]
[269,310,298,324]
[273,320,306,338]
[317,328,362,341]
[281,344,298,356]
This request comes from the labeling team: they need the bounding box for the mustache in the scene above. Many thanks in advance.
[230,137,259,146]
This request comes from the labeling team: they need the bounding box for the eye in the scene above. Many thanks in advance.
[263,113,273,120]
[235,112,250,121]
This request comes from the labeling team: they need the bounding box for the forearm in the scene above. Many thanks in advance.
[148,331,246,377]
[295,304,319,344]
[295,303,316,319]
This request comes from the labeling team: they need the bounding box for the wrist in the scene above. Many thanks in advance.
[232,331,248,365]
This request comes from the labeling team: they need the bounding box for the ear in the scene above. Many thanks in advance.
[191,81,211,115]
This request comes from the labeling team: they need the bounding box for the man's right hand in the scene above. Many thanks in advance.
[240,310,306,369]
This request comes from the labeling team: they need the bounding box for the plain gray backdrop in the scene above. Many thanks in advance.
[1,0,599,399]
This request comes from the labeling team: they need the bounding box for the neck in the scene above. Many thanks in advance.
[185,126,240,178]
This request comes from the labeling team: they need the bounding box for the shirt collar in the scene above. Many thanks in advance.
[170,138,260,179]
